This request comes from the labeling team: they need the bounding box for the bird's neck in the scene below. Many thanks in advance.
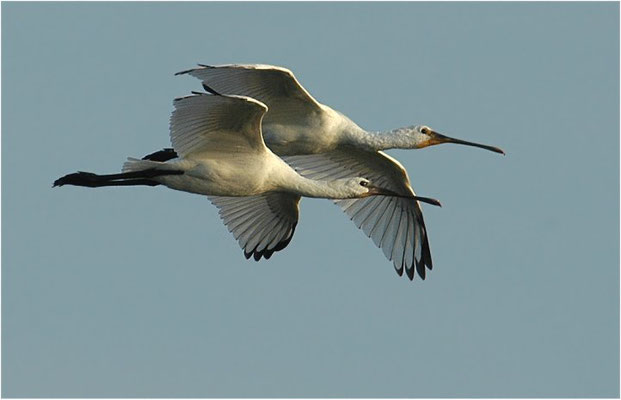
[287,175,349,199]
[345,126,419,151]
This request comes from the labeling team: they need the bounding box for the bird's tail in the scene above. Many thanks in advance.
[122,157,171,173]
[53,158,183,188]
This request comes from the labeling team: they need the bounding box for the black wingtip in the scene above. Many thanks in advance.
[405,264,415,281]
[175,91,209,102]
[174,93,196,102]
[174,68,194,76]
[246,245,269,262]
[421,233,433,271]
[202,83,221,95]
[175,64,215,76]
[242,224,297,262]
[272,224,297,252]
[412,208,433,281]
[416,196,442,207]
[250,246,275,261]
[415,258,426,280]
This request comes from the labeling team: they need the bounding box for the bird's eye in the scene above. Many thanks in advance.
[359,181,368,187]
[421,127,430,134]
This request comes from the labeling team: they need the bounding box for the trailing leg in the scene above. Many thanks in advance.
[53,168,183,188]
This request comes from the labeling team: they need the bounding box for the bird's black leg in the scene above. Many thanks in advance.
[53,169,183,188]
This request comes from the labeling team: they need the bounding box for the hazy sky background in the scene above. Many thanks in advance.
[2,2,618,397]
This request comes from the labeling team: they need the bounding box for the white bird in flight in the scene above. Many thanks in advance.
[171,64,504,280]
[54,92,440,261]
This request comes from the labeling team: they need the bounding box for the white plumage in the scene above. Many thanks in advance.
[55,92,439,263]
[177,64,504,280]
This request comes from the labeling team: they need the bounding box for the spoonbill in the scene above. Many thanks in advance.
[174,64,505,280]
[54,92,441,262]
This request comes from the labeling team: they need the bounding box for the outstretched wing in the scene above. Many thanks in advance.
[170,92,269,158]
[283,150,433,280]
[176,64,324,125]
[208,192,300,261]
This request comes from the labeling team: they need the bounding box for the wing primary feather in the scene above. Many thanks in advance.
[398,208,411,279]
[210,193,299,262]
[202,83,221,95]
[245,214,280,256]
[421,224,433,271]
[249,218,295,261]
[404,210,416,280]
[349,199,376,228]
[422,222,432,270]
[264,219,287,250]
[404,209,415,273]
[406,261,415,280]
[415,231,426,280]
[390,207,408,277]
[272,223,297,252]
[378,203,398,252]
[258,218,288,253]
[228,212,264,241]
[366,197,392,239]
[357,199,383,231]
[174,68,195,76]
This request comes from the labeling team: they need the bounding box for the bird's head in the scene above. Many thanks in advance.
[336,177,442,207]
[406,125,505,154]
[337,177,386,198]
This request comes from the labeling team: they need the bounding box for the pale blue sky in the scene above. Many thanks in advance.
[2,2,619,397]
